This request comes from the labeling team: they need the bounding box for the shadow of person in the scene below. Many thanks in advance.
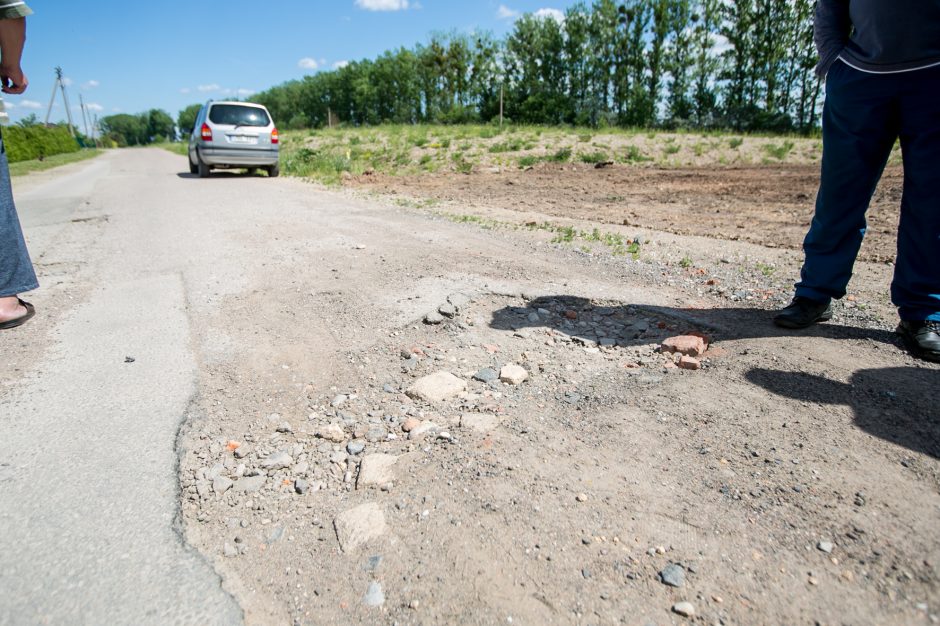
[488,295,898,351]
[745,367,940,459]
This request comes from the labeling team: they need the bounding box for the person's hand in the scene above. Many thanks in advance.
[0,63,27,94]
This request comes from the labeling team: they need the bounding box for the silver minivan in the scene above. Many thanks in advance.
[188,101,279,178]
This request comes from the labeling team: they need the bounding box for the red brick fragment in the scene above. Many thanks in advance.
[661,335,708,357]
[679,356,702,370]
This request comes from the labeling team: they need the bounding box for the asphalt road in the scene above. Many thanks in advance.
[0,151,242,625]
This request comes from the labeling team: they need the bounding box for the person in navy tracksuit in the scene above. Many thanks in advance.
[774,0,940,363]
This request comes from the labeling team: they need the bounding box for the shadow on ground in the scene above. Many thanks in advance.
[746,367,940,459]
[488,295,938,458]
[488,294,899,348]
[176,170,269,180]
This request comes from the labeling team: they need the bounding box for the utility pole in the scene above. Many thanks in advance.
[499,84,504,129]
[499,87,504,128]
[44,67,76,136]
[78,93,90,138]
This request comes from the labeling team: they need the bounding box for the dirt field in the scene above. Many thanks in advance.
[346,162,904,264]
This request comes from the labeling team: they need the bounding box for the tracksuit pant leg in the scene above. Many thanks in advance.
[796,61,940,322]
[893,64,940,322]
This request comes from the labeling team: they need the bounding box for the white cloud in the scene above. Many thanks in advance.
[333,60,349,70]
[19,99,42,109]
[85,102,104,112]
[180,87,191,94]
[497,5,519,20]
[198,83,221,92]
[81,79,99,90]
[236,88,255,96]
[298,57,320,70]
[534,8,565,23]
[60,77,73,86]
[355,0,409,11]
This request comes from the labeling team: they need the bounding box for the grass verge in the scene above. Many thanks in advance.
[9,148,103,177]
[156,142,189,157]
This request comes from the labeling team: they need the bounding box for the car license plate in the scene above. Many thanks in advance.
[230,135,255,144]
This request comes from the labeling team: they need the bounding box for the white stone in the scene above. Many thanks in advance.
[260,451,293,470]
[357,454,398,489]
[408,421,440,441]
[672,602,695,617]
[406,372,466,403]
[499,364,528,385]
[334,502,387,552]
[317,423,346,443]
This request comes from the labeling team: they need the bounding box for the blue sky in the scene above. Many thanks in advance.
[5,0,581,128]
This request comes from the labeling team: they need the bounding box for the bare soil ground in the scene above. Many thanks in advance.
[172,153,938,626]
[346,162,904,264]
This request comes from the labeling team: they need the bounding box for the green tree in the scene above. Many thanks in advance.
[16,113,40,127]
[665,0,695,125]
[99,113,148,146]
[177,103,201,136]
[147,109,175,142]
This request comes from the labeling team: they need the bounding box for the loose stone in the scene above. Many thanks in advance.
[357,454,398,489]
[347,440,366,455]
[499,364,528,385]
[260,451,293,470]
[406,371,467,403]
[659,564,685,588]
[424,311,445,325]
[473,368,499,384]
[317,424,347,443]
[334,502,388,552]
[672,602,695,617]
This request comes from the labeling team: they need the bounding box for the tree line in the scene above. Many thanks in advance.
[98,109,176,146]
[251,0,821,134]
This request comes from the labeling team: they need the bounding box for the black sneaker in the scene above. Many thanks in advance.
[773,297,833,329]
[897,320,940,363]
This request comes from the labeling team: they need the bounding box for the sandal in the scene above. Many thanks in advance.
[0,299,35,330]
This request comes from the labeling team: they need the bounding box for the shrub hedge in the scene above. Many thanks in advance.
[2,125,80,163]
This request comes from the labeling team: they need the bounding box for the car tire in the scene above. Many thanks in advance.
[188,153,198,174]
[197,154,211,178]
[267,162,280,178]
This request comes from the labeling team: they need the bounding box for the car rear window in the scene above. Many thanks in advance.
[208,105,270,127]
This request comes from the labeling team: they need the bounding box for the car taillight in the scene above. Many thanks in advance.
[200,123,212,141]
[271,128,279,144]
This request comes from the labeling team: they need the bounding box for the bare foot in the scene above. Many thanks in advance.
[0,295,28,323]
